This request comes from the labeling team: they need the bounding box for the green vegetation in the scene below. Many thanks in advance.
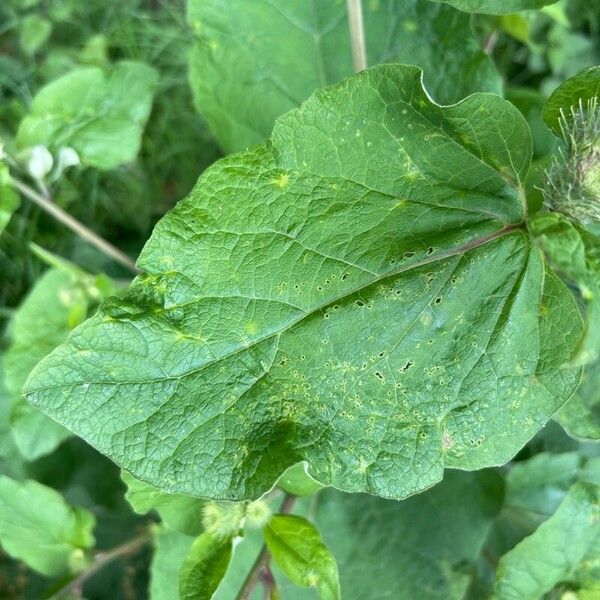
[0,1,599,598]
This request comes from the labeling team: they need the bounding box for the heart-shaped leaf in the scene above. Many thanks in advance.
[25,65,581,501]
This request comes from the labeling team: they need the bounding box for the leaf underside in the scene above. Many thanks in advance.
[25,65,581,501]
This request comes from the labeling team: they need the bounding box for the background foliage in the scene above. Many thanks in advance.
[0,0,599,599]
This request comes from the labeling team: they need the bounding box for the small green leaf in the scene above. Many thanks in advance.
[265,514,340,600]
[179,532,232,600]
[543,66,600,135]
[150,525,268,600]
[276,463,325,497]
[149,526,194,600]
[0,476,95,577]
[0,164,19,236]
[429,0,559,14]
[557,361,600,440]
[188,0,501,152]
[531,212,600,365]
[474,448,600,599]
[19,14,52,56]
[274,470,503,600]
[25,64,582,501]
[505,451,582,517]
[16,61,158,170]
[495,482,600,600]
[5,267,116,460]
[496,14,531,44]
[79,34,109,67]
[122,471,204,536]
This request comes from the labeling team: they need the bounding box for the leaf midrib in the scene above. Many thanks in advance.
[28,223,524,392]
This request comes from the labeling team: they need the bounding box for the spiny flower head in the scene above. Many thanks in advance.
[544,97,600,225]
[201,501,245,538]
[244,500,272,528]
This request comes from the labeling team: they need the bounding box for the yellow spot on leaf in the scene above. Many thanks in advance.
[272,173,289,188]
[245,322,259,335]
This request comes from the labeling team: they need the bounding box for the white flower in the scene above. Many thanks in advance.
[27,145,53,181]
[57,147,80,171]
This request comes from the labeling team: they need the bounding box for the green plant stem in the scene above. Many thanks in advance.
[11,176,138,274]
[484,29,499,55]
[49,530,151,599]
[235,493,296,600]
[346,0,367,72]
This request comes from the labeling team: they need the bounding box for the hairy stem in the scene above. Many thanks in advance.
[11,177,138,273]
[50,530,150,599]
[235,493,296,600]
[346,0,367,72]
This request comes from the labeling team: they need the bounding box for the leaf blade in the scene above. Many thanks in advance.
[123,471,205,536]
[25,65,581,501]
[265,514,340,600]
[188,0,501,152]
[179,532,232,600]
[429,0,559,14]
[542,66,600,135]
[16,61,158,170]
[495,482,600,600]
[0,476,95,577]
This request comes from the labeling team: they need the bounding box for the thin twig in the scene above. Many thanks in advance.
[236,538,271,600]
[50,531,150,599]
[346,0,367,72]
[235,494,297,600]
[11,177,138,273]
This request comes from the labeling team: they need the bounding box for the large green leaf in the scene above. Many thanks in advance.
[504,451,582,517]
[265,514,340,600]
[543,66,600,135]
[4,267,116,460]
[25,64,582,501]
[0,476,95,577]
[16,61,158,170]
[495,482,600,600]
[429,0,559,14]
[188,0,501,152]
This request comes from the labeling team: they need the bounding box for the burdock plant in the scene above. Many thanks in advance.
[544,97,600,225]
